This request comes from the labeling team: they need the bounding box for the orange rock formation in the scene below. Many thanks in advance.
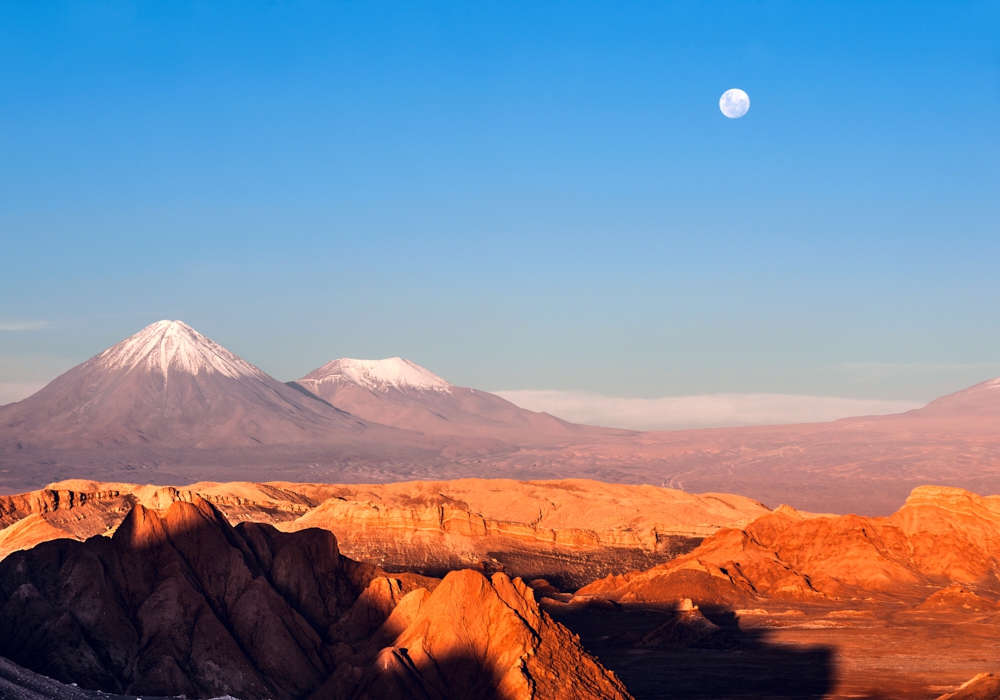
[0,497,630,700]
[0,478,768,587]
[577,485,1000,606]
[939,674,1000,700]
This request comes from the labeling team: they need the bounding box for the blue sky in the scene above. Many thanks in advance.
[1,1,999,413]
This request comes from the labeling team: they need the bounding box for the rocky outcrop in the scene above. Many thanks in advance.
[283,478,766,543]
[321,569,631,700]
[277,478,767,587]
[0,498,632,700]
[633,599,739,650]
[576,486,1000,607]
[909,585,1000,615]
[938,674,1000,700]
[0,496,411,698]
[0,478,768,589]
[0,481,317,561]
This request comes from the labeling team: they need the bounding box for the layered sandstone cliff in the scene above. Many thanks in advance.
[277,478,767,587]
[0,478,768,587]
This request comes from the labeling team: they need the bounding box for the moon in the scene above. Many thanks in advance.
[719,88,750,118]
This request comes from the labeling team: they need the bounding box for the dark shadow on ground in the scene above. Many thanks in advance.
[548,604,835,700]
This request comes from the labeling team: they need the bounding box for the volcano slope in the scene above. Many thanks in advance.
[0,478,768,589]
[545,485,1000,699]
[0,496,629,700]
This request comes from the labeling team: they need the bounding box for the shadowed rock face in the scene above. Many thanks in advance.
[0,654,173,700]
[0,497,381,699]
[0,498,631,700]
[321,570,631,700]
[576,485,1000,607]
[632,600,740,650]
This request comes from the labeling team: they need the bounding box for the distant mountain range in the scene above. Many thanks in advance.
[0,320,594,451]
[1,320,998,515]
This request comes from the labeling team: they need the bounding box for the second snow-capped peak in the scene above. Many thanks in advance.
[300,357,452,393]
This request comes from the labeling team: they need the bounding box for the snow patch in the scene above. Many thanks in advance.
[94,320,268,380]
[302,358,452,393]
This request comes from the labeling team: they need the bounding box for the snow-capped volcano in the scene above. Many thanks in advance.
[95,320,268,381]
[0,320,371,451]
[299,357,452,393]
[293,357,587,439]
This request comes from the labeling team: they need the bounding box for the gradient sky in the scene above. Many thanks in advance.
[2,1,999,408]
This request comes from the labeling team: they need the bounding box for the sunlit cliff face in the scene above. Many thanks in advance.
[0,495,627,700]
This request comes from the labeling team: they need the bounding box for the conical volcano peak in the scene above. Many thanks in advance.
[302,357,452,393]
[0,320,371,452]
[94,320,267,380]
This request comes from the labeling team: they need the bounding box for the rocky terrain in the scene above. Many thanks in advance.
[573,485,1000,606]
[534,484,1000,698]
[0,477,768,588]
[940,675,1000,700]
[2,321,1000,697]
[2,320,1000,516]
[2,480,1000,698]
[0,655,180,700]
[0,496,627,700]
[276,478,766,587]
